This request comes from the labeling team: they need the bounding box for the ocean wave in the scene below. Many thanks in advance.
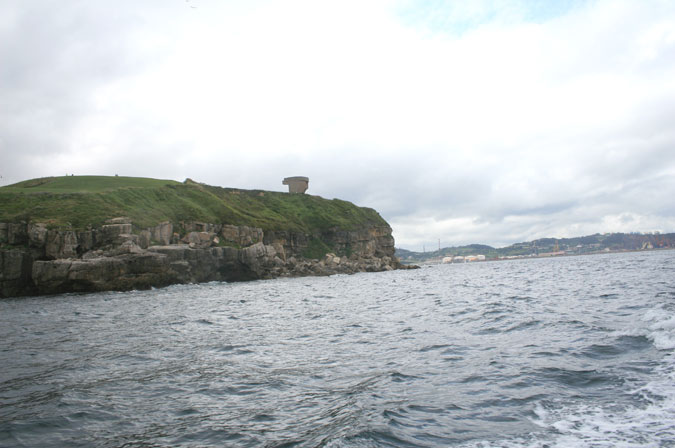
[643,307,675,350]
[457,304,675,448]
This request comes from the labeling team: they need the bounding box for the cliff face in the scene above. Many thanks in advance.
[0,219,402,298]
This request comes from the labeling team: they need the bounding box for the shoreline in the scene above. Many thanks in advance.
[405,246,675,266]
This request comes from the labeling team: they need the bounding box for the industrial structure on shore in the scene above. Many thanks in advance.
[442,255,487,263]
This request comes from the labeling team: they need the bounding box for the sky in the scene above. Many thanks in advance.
[1,0,675,250]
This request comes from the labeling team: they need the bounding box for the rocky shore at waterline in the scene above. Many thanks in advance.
[1,219,412,298]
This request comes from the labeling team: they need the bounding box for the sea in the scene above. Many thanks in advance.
[1,250,674,447]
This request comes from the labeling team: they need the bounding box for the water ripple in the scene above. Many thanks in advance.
[1,251,674,447]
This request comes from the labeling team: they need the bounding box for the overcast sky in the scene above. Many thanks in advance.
[2,0,675,250]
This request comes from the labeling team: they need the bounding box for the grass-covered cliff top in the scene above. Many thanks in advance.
[0,176,389,232]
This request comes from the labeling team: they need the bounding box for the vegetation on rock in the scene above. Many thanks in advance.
[0,176,388,233]
[1,176,402,298]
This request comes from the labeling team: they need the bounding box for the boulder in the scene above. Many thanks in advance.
[32,259,73,293]
[7,223,28,245]
[150,222,173,245]
[1,250,32,282]
[147,245,191,262]
[45,230,79,259]
[239,242,276,264]
[32,253,176,294]
[82,250,104,260]
[117,234,139,246]
[221,225,264,247]
[99,223,133,244]
[272,242,286,262]
[237,242,281,278]
[28,223,48,247]
[109,240,145,255]
[0,250,34,297]
[323,253,341,266]
[138,230,152,249]
[182,221,222,234]
[183,231,217,249]
[67,257,125,285]
[77,230,95,253]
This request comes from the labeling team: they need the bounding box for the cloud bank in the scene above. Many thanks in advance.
[2,0,675,249]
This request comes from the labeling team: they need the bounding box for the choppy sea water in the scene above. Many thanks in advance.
[1,250,675,447]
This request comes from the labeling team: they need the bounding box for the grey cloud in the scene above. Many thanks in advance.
[2,1,675,250]
[0,1,158,180]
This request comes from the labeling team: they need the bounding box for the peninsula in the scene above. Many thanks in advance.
[0,176,404,298]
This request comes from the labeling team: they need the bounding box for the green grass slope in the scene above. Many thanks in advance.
[0,176,388,232]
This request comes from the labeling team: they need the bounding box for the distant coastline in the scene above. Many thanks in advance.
[396,232,675,264]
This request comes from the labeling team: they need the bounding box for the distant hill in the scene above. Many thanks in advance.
[396,232,675,263]
[396,244,499,262]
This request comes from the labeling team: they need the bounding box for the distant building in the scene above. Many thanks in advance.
[282,176,309,194]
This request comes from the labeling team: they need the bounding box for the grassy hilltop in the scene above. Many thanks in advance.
[0,176,388,232]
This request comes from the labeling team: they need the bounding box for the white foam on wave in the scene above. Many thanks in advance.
[610,305,675,350]
[529,391,675,447]
[643,307,675,350]
[460,306,675,448]
[460,374,675,447]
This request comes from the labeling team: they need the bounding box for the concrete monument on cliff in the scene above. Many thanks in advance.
[282,176,309,194]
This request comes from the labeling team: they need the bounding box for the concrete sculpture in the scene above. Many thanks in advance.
[282,176,309,194]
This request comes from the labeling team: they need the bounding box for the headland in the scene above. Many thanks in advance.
[0,176,408,298]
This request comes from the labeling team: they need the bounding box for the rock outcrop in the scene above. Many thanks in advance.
[1,219,407,298]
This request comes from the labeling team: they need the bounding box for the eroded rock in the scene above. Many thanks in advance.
[1,218,403,298]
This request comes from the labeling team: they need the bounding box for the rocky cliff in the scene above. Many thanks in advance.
[0,176,407,298]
